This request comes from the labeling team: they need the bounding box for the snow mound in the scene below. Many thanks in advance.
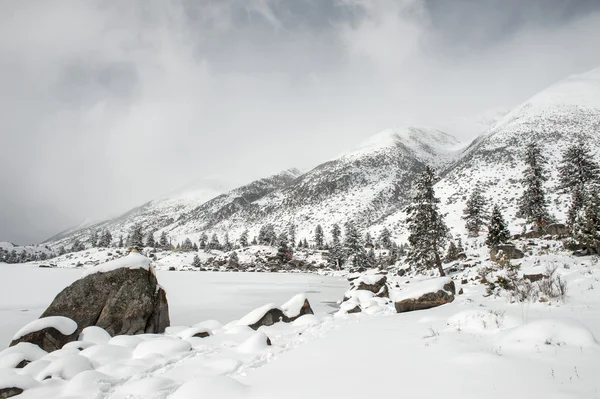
[12,316,77,340]
[0,343,47,367]
[108,335,144,348]
[169,376,247,399]
[0,369,39,391]
[132,337,191,359]
[178,327,212,340]
[112,376,178,399]
[495,318,598,352]
[80,344,133,368]
[36,354,93,380]
[237,303,280,326]
[78,326,111,344]
[82,252,152,277]
[236,332,271,354]
[281,294,308,318]
[447,310,522,334]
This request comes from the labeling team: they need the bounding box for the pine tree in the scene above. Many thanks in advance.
[457,237,464,254]
[251,236,258,246]
[571,189,600,251]
[378,227,392,250]
[145,231,156,248]
[406,166,449,276]
[71,239,85,252]
[223,233,232,251]
[314,224,324,249]
[159,231,169,249]
[462,186,488,236]
[288,224,296,248]
[193,243,199,251]
[199,233,208,249]
[328,223,344,268]
[445,241,459,262]
[303,238,309,248]
[182,238,194,251]
[58,246,66,256]
[558,141,600,228]
[364,232,373,246]
[208,233,221,250]
[344,220,365,267]
[365,248,376,268]
[258,224,277,246]
[99,229,112,248]
[229,250,240,266]
[276,232,291,264]
[331,224,341,244]
[239,229,249,247]
[518,142,551,230]
[129,224,144,250]
[89,230,98,248]
[118,235,124,248]
[192,254,201,268]
[485,204,511,248]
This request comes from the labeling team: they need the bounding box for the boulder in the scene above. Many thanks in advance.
[0,388,22,399]
[490,245,525,262]
[241,296,314,330]
[395,279,455,313]
[545,223,569,237]
[10,255,169,352]
[354,275,389,298]
[524,273,545,282]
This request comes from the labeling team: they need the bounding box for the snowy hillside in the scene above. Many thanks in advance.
[435,67,600,236]
[45,178,228,248]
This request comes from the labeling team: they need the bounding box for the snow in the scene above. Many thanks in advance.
[81,251,151,277]
[12,316,77,341]
[236,303,280,326]
[390,276,453,302]
[281,293,308,318]
[36,354,93,380]
[0,369,39,390]
[78,326,111,344]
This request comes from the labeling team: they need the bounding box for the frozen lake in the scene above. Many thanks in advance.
[0,264,347,349]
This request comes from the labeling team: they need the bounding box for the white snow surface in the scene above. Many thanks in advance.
[81,252,151,277]
[12,317,77,341]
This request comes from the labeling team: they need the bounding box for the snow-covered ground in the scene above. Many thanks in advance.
[1,244,600,398]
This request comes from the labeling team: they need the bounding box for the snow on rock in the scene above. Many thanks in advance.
[0,343,47,369]
[12,316,77,341]
[392,277,456,313]
[107,335,144,349]
[0,369,39,395]
[36,354,93,380]
[63,370,114,397]
[168,376,248,399]
[281,294,314,319]
[80,344,133,368]
[237,304,281,326]
[495,318,599,353]
[78,326,111,345]
[236,332,272,354]
[132,337,191,360]
[193,320,223,331]
[81,252,152,277]
[177,327,212,340]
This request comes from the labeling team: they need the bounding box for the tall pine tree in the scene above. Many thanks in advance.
[518,142,551,230]
[344,220,365,267]
[378,227,392,250]
[314,224,324,249]
[239,229,249,247]
[129,224,144,250]
[405,166,449,276]
[485,204,511,248]
[571,189,600,251]
[462,186,488,236]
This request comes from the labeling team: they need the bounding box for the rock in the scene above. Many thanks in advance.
[346,305,361,314]
[395,280,455,313]
[524,230,542,239]
[546,223,568,237]
[244,297,314,330]
[355,275,389,298]
[457,253,467,261]
[247,308,287,330]
[490,245,525,262]
[0,388,23,399]
[461,279,468,284]
[524,273,545,282]
[458,288,464,295]
[10,266,170,351]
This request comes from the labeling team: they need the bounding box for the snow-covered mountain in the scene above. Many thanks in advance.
[43,67,600,249]
[45,178,228,248]
[435,67,600,235]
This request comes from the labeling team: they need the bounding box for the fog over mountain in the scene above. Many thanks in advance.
[1,0,600,243]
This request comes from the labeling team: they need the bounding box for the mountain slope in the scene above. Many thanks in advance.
[165,126,463,244]
[435,67,600,234]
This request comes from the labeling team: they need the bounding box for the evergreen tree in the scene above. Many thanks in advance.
[485,204,511,248]
[558,141,600,228]
[193,243,199,251]
[378,227,392,250]
[145,231,156,248]
[159,231,169,249]
[365,248,376,268]
[518,142,551,230]
[445,241,459,262]
[344,220,365,267]
[314,224,324,249]
[208,233,221,250]
[98,229,112,248]
[192,254,201,268]
[331,223,341,244]
[118,235,124,248]
[198,233,208,249]
[328,239,345,270]
[182,238,194,251]
[462,186,488,236]
[58,246,66,256]
[229,250,239,266]
[276,232,291,264]
[364,232,373,246]
[129,224,144,250]
[406,166,449,276]
[71,239,85,252]
[571,189,600,251]
[251,236,258,246]
[288,224,296,248]
[222,233,232,252]
[258,224,277,246]
[303,238,309,248]
[40,252,47,261]
[89,230,98,248]
[457,237,464,254]
[239,229,249,247]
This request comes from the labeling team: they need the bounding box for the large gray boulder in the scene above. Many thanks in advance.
[10,254,169,352]
[395,279,455,313]
[490,244,525,262]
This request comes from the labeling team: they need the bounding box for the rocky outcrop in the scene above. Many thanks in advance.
[546,223,569,237]
[395,280,455,313]
[356,275,389,298]
[10,259,169,351]
[243,296,314,330]
[0,388,23,399]
[490,244,525,262]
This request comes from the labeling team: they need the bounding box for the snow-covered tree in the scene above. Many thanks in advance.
[98,229,112,248]
[58,246,66,256]
[288,224,296,248]
[314,224,324,249]
[192,254,201,268]
[276,232,291,264]
[331,223,341,245]
[378,227,392,250]
[159,231,169,249]
[571,189,600,251]
[129,225,144,250]
[145,231,156,248]
[89,230,98,248]
[229,250,239,266]
[182,238,194,251]
[208,234,221,250]
[239,229,249,247]
[406,165,449,276]
[485,204,511,248]
[518,142,551,229]
[558,141,600,228]
[258,224,277,246]
[118,235,124,248]
[445,241,459,262]
[198,233,208,249]
[364,232,373,246]
[71,239,85,252]
[344,220,365,267]
[222,233,232,252]
[462,186,488,236]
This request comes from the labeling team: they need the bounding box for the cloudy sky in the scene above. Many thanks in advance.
[1,0,600,244]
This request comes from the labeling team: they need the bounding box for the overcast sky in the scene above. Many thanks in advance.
[1,0,600,244]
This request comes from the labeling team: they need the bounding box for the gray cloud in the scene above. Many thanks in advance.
[1,0,599,244]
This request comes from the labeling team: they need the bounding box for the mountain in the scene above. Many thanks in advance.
[45,177,228,248]
[434,67,600,234]
[161,126,462,244]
